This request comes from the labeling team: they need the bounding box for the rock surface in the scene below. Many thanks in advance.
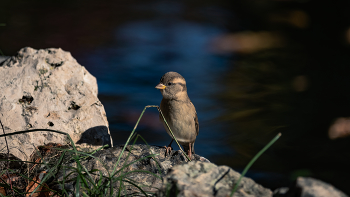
[0,56,9,64]
[0,47,112,161]
[157,161,273,197]
[2,143,274,197]
[2,142,347,197]
[280,177,348,197]
[52,144,210,196]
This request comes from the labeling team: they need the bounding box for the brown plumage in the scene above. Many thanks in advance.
[155,71,199,159]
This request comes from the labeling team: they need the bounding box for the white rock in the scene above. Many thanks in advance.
[0,47,113,161]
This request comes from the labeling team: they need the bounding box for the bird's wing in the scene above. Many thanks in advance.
[190,101,199,136]
[194,112,199,136]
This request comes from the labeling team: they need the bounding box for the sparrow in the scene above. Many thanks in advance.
[155,71,199,159]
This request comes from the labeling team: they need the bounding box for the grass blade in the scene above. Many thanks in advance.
[122,179,149,197]
[230,133,281,197]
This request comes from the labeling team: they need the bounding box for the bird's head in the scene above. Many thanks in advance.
[155,71,188,100]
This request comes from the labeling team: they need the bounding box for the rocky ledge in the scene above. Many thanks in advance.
[0,142,272,197]
[1,143,347,197]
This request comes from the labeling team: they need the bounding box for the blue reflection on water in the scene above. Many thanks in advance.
[77,13,234,159]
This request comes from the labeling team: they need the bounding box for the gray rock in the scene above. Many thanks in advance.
[279,177,348,197]
[52,144,209,196]
[157,161,273,197]
[0,47,112,161]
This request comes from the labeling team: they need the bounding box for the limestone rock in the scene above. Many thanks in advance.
[0,47,112,161]
[157,161,273,197]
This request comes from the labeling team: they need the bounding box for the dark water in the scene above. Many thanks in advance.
[76,8,233,158]
[2,0,350,195]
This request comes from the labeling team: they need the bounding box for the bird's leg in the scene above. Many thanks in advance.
[187,142,192,159]
[164,139,173,156]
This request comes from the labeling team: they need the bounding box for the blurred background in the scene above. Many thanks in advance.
[1,0,350,194]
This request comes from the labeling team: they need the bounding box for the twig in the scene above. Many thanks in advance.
[29,158,41,172]
[0,119,15,197]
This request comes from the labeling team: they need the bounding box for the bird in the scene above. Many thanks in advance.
[155,71,199,159]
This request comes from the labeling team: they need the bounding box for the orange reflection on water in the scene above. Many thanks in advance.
[329,117,350,140]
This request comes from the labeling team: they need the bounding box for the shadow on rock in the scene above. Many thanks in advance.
[76,125,112,147]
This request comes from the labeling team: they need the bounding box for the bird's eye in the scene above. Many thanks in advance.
[167,82,172,86]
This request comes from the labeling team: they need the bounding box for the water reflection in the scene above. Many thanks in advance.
[214,1,350,193]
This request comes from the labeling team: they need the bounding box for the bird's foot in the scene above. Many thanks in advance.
[163,146,173,156]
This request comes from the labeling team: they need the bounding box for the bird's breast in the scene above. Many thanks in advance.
[160,99,197,144]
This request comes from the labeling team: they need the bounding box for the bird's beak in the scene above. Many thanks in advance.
[155,83,166,89]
